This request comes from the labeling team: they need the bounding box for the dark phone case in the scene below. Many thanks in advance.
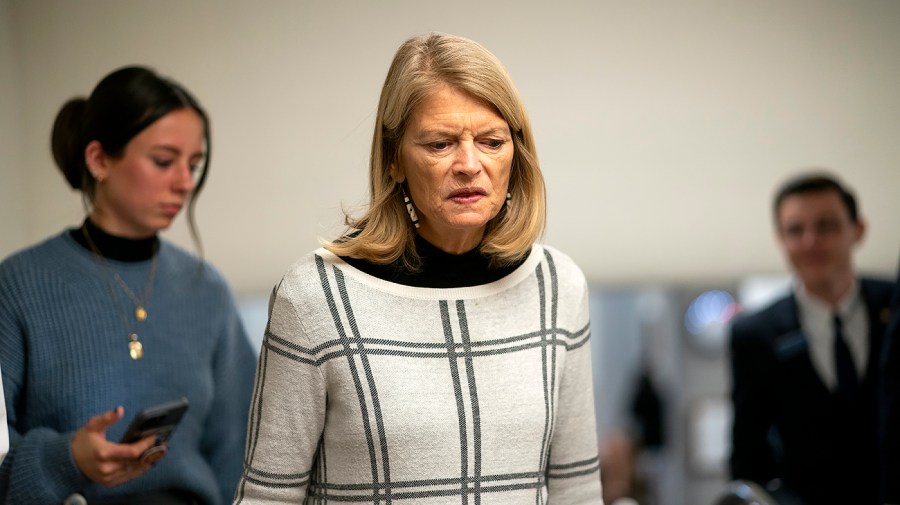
[120,397,189,444]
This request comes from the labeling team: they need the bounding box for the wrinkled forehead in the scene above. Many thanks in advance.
[405,86,508,132]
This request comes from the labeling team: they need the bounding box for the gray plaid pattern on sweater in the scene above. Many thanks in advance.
[235,245,602,504]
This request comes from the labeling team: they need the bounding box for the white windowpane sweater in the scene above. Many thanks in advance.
[234,244,603,504]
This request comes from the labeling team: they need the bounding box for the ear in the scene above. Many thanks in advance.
[852,217,867,246]
[84,140,110,181]
[389,161,405,184]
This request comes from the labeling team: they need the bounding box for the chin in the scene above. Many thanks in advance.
[446,221,491,233]
[449,211,496,226]
[798,268,837,287]
[150,219,175,232]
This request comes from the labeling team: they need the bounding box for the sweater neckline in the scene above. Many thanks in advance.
[324,243,545,300]
[69,218,159,262]
[339,234,527,288]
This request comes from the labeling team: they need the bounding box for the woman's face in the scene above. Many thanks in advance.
[87,108,205,238]
[394,85,514,254]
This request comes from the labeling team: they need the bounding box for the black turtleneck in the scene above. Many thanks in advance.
[340,234,527,288]
[70,218,159,262]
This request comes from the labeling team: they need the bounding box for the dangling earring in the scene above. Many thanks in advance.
[401,186,420,229]
[505,192,512,210]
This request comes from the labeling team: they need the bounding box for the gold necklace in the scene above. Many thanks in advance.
[82,225,158,360]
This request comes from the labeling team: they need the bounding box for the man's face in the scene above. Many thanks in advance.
[776,189,864,293]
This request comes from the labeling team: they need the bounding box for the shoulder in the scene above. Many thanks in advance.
[535,245,591,328]
[280,249,328,285]
[261,250,333,346]
[156,239,232,296]
[730,294,795,342]
[157,239,202,267]
[268,249,333,307]
[0,231,77,281]
[860,276,895,306]
[536,244,588,288]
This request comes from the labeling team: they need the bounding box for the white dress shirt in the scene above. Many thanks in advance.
[795,280,868,390]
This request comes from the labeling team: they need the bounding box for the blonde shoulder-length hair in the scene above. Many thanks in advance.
[324,33,546,270]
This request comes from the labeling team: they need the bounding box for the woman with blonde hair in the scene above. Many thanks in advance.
[235,33,602,504]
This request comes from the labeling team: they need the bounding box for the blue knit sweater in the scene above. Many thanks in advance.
[0,230,256,504]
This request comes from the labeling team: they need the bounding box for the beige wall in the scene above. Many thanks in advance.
[0,0,26,257]
[3,0,899,294]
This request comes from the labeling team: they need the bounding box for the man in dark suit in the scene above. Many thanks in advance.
[880,259,900,504]
[729,172,894,505]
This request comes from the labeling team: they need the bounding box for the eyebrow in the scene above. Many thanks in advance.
[151,145,204,158]
[477,127,512,136]
[415,126,511,138]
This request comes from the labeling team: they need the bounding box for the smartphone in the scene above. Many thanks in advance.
[120,397,189,445]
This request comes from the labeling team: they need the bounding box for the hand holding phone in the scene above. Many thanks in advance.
[120,397,189,463]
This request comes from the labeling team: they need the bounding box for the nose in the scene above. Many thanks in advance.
[798,228,821,249]
[454,141,481,176]
[173,161,196,194]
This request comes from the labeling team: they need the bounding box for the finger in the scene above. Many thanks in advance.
[117,457,156,485]
[84,406,124,433]
[91,459,133,488]
[98,434,163,466]
[96,453,156,488]
[99,466,145,488]
[139,444,168,466]
[106,434,160,462]
[99,440,151,461]
[131,434,159,454]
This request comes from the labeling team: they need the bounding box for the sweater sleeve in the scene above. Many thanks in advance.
[0,265,89,504]
[546,276,603,504]
[200,287,257,504]
[233,278,327,504]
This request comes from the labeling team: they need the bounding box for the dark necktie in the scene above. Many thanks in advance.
[833,313,858,402]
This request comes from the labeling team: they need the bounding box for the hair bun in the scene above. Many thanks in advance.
[51,97,89,190]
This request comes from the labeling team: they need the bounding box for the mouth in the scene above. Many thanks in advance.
[448,187,487,204]
[160,203,183,216]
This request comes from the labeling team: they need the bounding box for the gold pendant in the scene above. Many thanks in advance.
[135,306,147,322]
[129,333,144,360]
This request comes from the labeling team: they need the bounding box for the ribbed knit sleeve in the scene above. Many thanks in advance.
[545,258,602,503]
[234,278,327,503]
[200,275,258,504]
[0,244,90,503]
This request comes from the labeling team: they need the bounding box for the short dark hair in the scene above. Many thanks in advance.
[773,171,859,224]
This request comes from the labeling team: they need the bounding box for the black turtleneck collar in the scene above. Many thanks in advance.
[340,234,527,288]
[70,218,159,262]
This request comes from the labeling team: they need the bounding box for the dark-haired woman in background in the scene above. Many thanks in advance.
[0,66,255,505]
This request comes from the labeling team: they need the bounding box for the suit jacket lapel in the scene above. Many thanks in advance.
[861,279,889,381]
[772,294,831,396]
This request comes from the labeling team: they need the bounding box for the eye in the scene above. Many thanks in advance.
[782,224,804,239]
[189,158,205,174]
[815,219,841,234]
[152,157,175,169]
[429,141,452,151]
[482,138,506,150]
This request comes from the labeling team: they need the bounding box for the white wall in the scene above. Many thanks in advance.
[4,0,899,294]
[0,0,26,258]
